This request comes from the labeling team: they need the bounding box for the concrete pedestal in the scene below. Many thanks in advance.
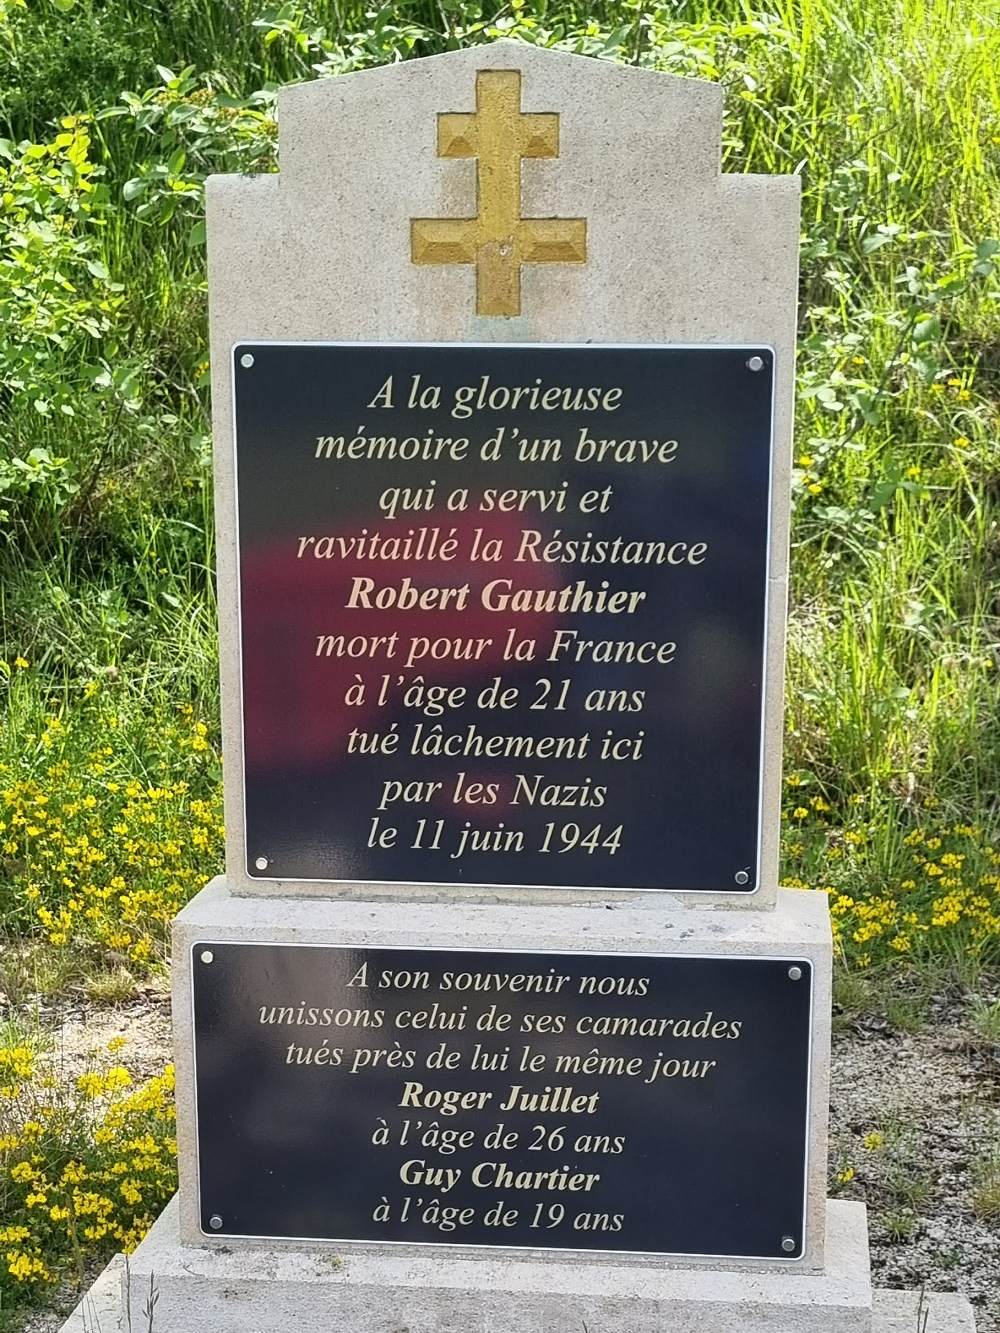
[60,1204,978,1333]
[125,1195,873,1332]
[52,880,969,1332]
[49,879,980,1332]
[172,878,835,1267]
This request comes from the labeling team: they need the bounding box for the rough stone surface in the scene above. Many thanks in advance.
[206,39,800,911]
[117,1195,869,1333]
[55,1246,980,1333]
[172,877,832,1266]
[56,1250,979,1333]
[873,1289,980,1333]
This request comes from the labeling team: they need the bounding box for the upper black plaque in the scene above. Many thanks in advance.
[233,343,774,891]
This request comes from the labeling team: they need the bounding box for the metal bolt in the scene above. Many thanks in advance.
[734,869,750,886]
[788,965,803,982]
[747,355,765,372]
[200,950,214,965]
[209,1214,224,1231]
[781,1236,797,1254]
[240,352,255,369]
[255,855,269,871]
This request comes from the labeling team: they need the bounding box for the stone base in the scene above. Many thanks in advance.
[172,879,836,1266]
[52,1196,976,1333]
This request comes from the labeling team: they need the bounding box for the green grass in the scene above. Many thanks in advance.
[972,1144,1000,1220]
[0,0,997,981]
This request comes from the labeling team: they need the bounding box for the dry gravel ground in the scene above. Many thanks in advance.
[33,986,172,1086]
[830,1011,999,1333]
[11,993,1000,1332]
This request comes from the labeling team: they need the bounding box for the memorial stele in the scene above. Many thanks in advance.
[61,39,977,1333]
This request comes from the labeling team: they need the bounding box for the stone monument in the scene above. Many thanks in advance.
[62,39,976,1333]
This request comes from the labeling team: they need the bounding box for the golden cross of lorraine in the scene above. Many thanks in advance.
[411,69,587,317]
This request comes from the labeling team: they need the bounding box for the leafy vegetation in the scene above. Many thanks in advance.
[0,1041,176,1301]
[0,0,998,1314]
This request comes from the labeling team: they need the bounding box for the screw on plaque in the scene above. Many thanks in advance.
[200,950,214,965]
[255,856,269,871]
[781,1236,797,1254]
[209,1215,224,1231]
[788,965,803,982]
[746,355,765,372]
[734,869,750,886]
[240,352,255,369]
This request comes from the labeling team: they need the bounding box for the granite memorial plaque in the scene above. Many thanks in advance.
[192,942,811,1260]
[234,342,773,893]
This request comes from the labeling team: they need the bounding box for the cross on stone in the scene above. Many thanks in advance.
[411,69,587,317]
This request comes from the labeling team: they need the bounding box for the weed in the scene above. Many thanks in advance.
[971,1143,1000,1221]
[881,1208,919,1241]
[83,967,141,1007]
[967,996,1000,1047]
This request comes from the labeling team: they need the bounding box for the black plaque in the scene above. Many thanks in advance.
[193,943,810,1259]
[233,343,774,891]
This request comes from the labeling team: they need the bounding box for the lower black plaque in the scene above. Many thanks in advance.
[193,943,811,1259]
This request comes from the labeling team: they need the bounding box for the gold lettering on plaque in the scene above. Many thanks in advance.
[411,70,587,317]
